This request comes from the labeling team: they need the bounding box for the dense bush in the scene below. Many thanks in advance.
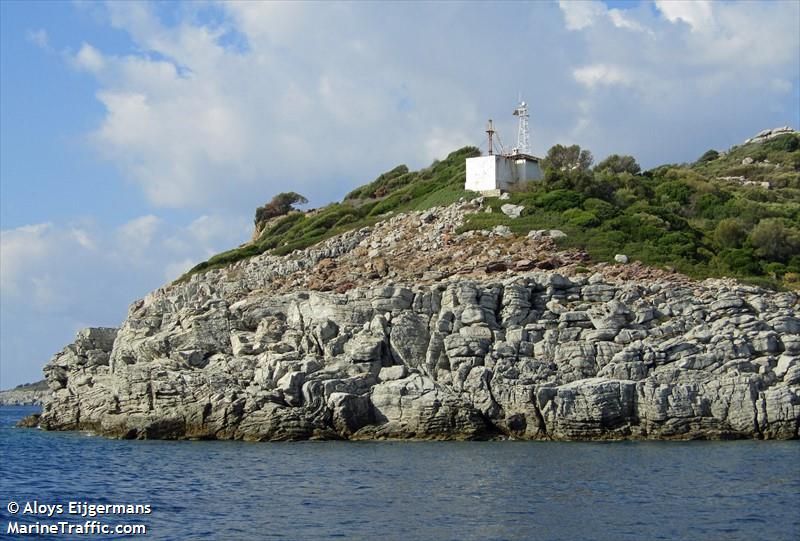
[749,218,800,262]
[595,154,640,175]
[583,198,615,220]
[563,208,600,228]
[714,219,747,249]
[345,164,410,200]
[697,149,720,163]
[542,144,593,172]
[655,180,694,205]
[535,189,583,212]
[720,248,761,275]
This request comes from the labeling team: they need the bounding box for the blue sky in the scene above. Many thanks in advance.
[2,0,799,387]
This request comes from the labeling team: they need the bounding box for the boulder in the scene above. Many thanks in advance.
[500,204,525,218]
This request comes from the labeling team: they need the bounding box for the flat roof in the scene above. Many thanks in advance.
[467,153,541,162]
[506,152,541,162]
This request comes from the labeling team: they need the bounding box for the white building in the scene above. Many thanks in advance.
[465,99,543,195]
[465,152,543,195]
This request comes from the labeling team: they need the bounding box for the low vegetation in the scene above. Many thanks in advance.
[183,131,800,289]
[459,132,800,289]
[182,147,479,278]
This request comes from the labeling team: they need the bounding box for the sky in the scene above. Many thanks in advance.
[1,0,799,388]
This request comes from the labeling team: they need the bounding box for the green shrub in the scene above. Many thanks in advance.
[345,164,410,200]
[543,144,593,172]
[583,198,615,220]
[697,149,720,163]
[762,133,799,153]
[607,212,667,242]
[536,189,582,212]
[692,193,727,219]
[763,262,787,278]
[720,248,761,275]
[655,180,694,205]
[334,214,356,227]
[657,232,699,259]
[714,219,747,249]
[563,208,600,228]
[613,187,638,208]
[595,154,640,175]
[749,218,800,262]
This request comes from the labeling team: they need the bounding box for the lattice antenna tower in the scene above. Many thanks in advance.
[513,96,531,155]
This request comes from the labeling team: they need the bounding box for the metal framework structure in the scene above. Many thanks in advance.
[512,98,531,155]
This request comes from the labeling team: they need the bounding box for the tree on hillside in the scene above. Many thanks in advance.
[255,192,308,225]
[542,144,593,172]
[696,149,719,163]
[714,218,747,249]
[595,154,641,175]
[749,218,800,262]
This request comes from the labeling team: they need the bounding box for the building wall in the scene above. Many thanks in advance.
[465,155,499,192]
[466,155,543,192]
[495,157,517,191]
[515,159,543,183]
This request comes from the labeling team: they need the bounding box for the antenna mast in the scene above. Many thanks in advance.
[486,119,495,155]
[512,98,531,155]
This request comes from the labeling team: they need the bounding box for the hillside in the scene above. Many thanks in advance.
[184,146,479,277]
[185,130,800,289]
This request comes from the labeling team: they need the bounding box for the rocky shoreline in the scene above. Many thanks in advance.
[24,202,800,441]
[1,382,48,407]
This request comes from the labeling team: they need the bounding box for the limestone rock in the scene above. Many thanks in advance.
[500,204,525,218]
[30,202,800,442]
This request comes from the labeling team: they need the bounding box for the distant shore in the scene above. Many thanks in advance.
[0,380,48,406]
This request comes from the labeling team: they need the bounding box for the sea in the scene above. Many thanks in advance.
[1,406,798,541]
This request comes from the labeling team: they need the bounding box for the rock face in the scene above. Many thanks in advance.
[34,203,800,441]
[744,126,798,145]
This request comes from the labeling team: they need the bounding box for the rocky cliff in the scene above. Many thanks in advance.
[33,200,800,440]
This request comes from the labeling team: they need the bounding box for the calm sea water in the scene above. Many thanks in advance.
[1,406,798,541]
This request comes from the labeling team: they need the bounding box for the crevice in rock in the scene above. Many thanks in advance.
[753,391,765,440]
[531,394,550,440]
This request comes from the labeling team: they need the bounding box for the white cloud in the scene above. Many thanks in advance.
[655,0,715,33]
[1,212,248,305]
[553,0,799,161]
[57,1,795,213]
[26,29,50,50]
[69,228,96,250]
[184,214,250,247]
[64,2,486,209]
[117,214,161,241]
[608,9,645,32]
[573,64,633,88]
[74,42,106,72]
[0,223,53,296]
[559,1,646,33]
[163,258,196,281]
[771,78,792,93]
[559,0,607,31]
